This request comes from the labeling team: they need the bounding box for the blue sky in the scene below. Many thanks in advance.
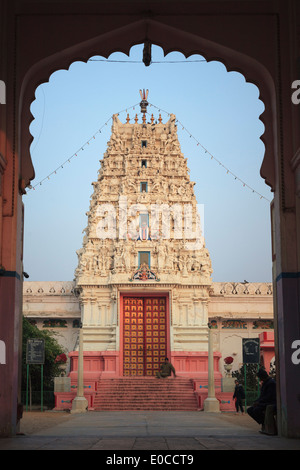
[24,44,272,283]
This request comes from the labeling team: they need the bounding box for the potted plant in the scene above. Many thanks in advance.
[224,356,234,377]
[54,353,68,376]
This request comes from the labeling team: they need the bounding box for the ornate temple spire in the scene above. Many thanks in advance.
[73,96,213,357]
[75,95,212,288]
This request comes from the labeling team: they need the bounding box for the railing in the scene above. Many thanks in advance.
[21,391,55,410]
[244,390,260,408]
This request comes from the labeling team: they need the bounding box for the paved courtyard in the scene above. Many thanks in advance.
[0,411,300,451]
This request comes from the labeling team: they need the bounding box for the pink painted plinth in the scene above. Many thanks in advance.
[54,351,120,411]
[54,350,232,411]
[259,331,275,373]
[171,351,222,379]
[195,391,236,411]
[68,350,120,380]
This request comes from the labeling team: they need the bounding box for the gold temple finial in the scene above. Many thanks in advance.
[126,113,130,123]
[139,89,149,115]
[158,114,162,123]
[135,114,138,123]
[151,114,154,124]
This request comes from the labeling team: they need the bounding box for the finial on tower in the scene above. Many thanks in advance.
[139,89,149,115]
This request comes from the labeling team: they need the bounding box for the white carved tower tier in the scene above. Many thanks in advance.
[74,91,213,373]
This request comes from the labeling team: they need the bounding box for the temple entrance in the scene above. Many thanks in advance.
[122,296,168,377]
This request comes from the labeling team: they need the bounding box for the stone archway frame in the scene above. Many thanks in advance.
[5,3,298,439]
[18,18,277,193]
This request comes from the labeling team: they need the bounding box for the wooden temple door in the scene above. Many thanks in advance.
[122,296,167,376]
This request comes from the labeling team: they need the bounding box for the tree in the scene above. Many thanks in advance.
[232,363,261,391]
[22,316,67,392]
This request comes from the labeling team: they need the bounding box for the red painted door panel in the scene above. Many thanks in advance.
[123,297,167,376]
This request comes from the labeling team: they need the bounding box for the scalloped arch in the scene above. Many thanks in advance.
[19,18,276,191]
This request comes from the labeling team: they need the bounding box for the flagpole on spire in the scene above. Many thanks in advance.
[139,89,149,114]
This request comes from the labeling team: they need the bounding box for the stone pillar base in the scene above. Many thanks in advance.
[222,377,236,392]
[203,397,221,413]
[71,396,88,414]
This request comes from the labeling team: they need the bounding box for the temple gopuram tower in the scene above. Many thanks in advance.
[73,91,214,379]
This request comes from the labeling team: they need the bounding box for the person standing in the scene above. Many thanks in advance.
[233,380,245,414]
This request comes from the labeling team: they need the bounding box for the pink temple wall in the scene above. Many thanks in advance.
[259,331,275,373]
[54,350,234,411]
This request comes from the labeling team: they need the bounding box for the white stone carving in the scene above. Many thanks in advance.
[73,110,215,352]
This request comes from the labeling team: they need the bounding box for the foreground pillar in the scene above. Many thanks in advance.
[71,323,88,413]
[204,325,220,413]
[272,196,300,438]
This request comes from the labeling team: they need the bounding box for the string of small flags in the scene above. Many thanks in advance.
[148,101,271,203]
[28,100,271,203]
[27,102,140,192]
[88,58,207,64]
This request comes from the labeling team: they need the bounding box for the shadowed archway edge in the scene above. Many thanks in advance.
[18,17,277,191]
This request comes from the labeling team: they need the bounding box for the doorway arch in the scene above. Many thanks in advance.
[19,19,276,193]
[20,15,279,427]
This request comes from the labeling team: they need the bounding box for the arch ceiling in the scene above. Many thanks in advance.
[19,19,276,191]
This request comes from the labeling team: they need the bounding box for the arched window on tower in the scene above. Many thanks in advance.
[138,251,150,268]
[140,182,148,192]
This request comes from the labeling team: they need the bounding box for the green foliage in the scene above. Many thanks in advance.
[22,316,67,391]
[232,363,261,391]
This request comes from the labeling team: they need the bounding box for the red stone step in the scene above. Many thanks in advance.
[93,377,198,411]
